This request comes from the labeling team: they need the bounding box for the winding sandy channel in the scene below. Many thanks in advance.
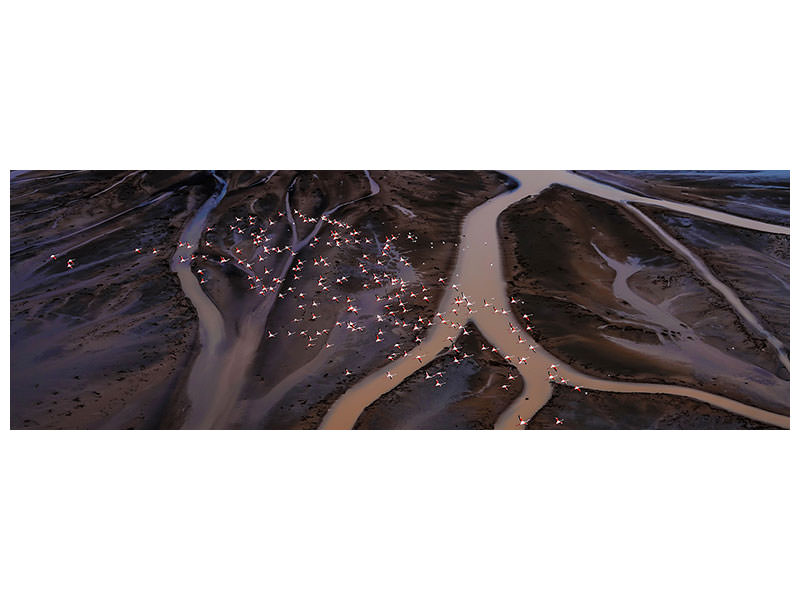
[175,171,382,428]
[171,172,229,428]
[320,171,790,430]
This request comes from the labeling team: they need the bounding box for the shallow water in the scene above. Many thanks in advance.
[171,172,229,428]
[176,171,385,428]
[321,171,790,429]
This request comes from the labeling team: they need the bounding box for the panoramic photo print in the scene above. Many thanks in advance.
[9,170,790,429]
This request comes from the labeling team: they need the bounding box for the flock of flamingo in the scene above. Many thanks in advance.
[35,169,785,429]
[49,186,573,427]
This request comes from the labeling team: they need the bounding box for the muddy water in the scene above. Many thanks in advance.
[171,172,229,428]
[176,170,335,428]
[321,171,565,429]
[565,173,790,235]
[591,242,686,341]
[620,202,790,372]
[587,241,787,414]
[243,207,420,427]
[364,169,380,196]
[321,171,790,430]
[175,170,384,428]
[567,171,790,370]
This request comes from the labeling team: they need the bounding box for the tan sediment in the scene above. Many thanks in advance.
[321,171,790,430]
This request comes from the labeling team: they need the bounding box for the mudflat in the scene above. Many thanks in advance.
[10,170,789,429]
[498,180,789,422]
[11,170,513,429]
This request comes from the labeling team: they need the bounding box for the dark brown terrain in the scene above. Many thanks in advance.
[10,170,513,429]
[10,170,789,429]
[527,387,777,429]
[498,178,789,424]
[355,325,522,429]
[575,170,789,226]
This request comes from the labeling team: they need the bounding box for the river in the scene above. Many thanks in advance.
[175,170,383,428]
[171,172,229,428]
[320,171,790,429]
